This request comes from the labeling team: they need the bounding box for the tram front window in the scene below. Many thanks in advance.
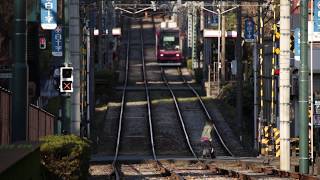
[161,35,179,50]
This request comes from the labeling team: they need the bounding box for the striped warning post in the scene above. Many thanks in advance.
[261,125,271,155]
[273,128,280,157]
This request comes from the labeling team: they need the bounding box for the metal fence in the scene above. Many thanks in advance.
[0,87,55,144]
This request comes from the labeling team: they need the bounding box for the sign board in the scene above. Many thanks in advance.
[244,18,255,42]
[105,28,122,36]
[94,29,99,36]
[52,26,63,56]
[203,29,237,38]
[208,14,219,26]
[315,115,320,126]
[0,73,12,79]
[314,0,320,32]
[308,21,320,42]
[112,28,121,36]
[294,28,300,61]
[311,0,320,42]
[314,100,320,126]
[40,0,57,30]
[315,100,320,115]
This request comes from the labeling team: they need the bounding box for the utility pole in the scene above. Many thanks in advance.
[253,41,259,150]
[106,1,113,69]
[187,2,191,58]
[221,1,226,83]
[299,0,309,174]
[12,0,28,141]
[235,0,243,142]
[86,26,91,138]
[191,5,197,70]
[279,0,291,171]
[258,0,264,154]
[70,0,81,135]
[89,6,95,139]
[97,0,103,69]
[62,0,71,133]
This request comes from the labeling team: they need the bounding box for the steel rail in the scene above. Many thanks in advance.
[111,18,131,180]
[112,17,183,179]
[161,67,198,159]
[177,68,234,157]
[140,19,157,161]
[142,16,185,179]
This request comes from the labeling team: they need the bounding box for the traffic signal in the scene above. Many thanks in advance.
[39,37,46,49]
[290,34,294,51]
[274,24,280,55]
[60,67,73,93]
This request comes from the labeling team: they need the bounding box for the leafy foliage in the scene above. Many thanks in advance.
[0,0,13,63]
[95,70,118,102]
[40,135,90,180]
[219,81,254,116]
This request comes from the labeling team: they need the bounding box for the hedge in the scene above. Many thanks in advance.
[40,135,90,180]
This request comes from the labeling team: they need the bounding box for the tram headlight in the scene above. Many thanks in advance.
[176,54,180,57]
[160,53,164,57]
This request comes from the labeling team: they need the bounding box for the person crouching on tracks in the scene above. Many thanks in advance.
[200,122,215,159]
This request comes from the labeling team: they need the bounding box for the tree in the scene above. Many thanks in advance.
[0,0,13,64]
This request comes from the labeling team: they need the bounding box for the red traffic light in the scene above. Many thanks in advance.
[274,69,280,75]
[39,37,46,49]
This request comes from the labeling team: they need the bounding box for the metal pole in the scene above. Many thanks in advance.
[97,0,103,68]
[221,1,226,83]
[86,27,91,138]
[258,0,264,154]
[63,0,71,133]
[70,0,81,135]
[271,2,276,125]
[89,8,95,140]
[254,41,259,150]
[299,0,309,173]
[279,0,291,171]
[12,0,28,141]
[235,0,243,141]
[192,5,196,69]
[310,0,314,165]
[107,1,113,69]
[217,8,221,89]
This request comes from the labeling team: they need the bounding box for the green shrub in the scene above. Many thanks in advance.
[194,68,203,83]
[218,81,253,115]
[40,135,90,180]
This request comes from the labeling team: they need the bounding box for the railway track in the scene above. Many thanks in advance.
[161,67,233,157]
[178,67,234,156]
[110,17,189,180]
[90,15,320,180]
